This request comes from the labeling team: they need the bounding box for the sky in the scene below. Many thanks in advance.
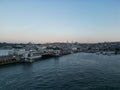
[0,0,120,43]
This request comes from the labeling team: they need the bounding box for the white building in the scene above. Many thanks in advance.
[0,49,14,56]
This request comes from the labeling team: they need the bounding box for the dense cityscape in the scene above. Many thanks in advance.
[0,42,120,65]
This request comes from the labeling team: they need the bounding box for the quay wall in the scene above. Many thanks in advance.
[0,55,21,65]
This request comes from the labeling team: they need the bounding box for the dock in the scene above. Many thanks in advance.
[0,55,21,65]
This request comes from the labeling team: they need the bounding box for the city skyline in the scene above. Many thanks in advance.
[0,0,120,43]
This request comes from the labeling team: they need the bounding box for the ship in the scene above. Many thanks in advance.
[23,51,42,62]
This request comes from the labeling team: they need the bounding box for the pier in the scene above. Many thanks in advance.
[0,55,21,65]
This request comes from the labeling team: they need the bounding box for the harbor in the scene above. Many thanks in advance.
[0,43,78,65]
[0,50,78,65]
[0,42,120,65]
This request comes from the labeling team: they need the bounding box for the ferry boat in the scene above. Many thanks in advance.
[23,51,42,62]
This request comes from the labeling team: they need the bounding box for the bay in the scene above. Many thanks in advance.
[0,53,120,90]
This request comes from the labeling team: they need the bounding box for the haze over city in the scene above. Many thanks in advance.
[0,0,120,43]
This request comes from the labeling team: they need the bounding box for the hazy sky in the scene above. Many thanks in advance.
[0,0,120,43]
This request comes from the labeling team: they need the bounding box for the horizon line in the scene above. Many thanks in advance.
[0,41,120,44]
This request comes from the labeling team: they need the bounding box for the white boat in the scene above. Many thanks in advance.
[23,51,42,62]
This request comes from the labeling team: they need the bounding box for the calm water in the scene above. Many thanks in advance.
[0,53,120,90]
